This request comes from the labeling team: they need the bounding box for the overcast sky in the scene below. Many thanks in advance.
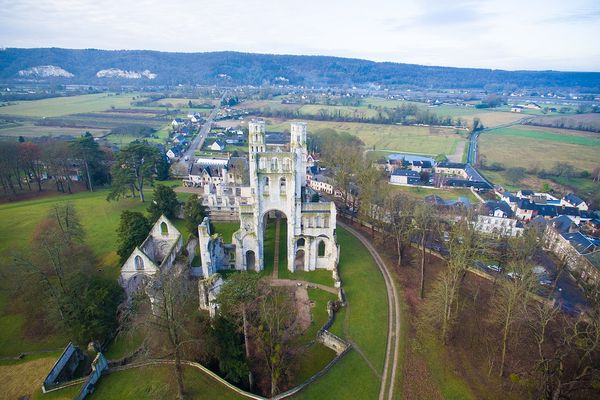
[1,0,599,71]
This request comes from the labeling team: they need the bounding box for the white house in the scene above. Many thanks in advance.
[209,140,226,151]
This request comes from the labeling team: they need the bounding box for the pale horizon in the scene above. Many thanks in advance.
[1,0,600,72]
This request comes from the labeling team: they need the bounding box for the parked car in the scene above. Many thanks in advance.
[485,264,502,273]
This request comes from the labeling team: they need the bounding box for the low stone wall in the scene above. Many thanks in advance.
[75,353,108,400]
[317,330,349,355]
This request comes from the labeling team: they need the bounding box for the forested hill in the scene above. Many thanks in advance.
[1,48,599,90]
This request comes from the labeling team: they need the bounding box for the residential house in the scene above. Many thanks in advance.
[390,169,421,185]
[209,140,226,151]
[561,193,589,211]
[544,225,600,284]
[166,146,183,160]
[410,160,432,173]
[434,162,468,178]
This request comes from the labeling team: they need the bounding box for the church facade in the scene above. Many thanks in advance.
[199,120,339,276]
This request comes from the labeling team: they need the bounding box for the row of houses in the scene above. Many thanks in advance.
[389,161,492,191]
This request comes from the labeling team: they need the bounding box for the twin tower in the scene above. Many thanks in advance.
[232,120,338,273]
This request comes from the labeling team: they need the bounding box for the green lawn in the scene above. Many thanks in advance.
[0,93,139,118]
[0,190,392,399]
[418,334,476,400]
[389,184,480,204]
[87,365,242,400]
[294,227,389,399]
[0,185,184,357]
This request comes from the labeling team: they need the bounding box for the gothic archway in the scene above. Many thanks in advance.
[246,250,256,271]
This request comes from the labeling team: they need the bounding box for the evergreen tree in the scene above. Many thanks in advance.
[183,194,206,237]
[148,184,180,221]
[117,210,151,263]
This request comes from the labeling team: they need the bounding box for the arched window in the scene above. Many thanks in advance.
[283,158,291,171]
[296,238,305,247]
[280,177,286,193]
[160,222,168,236]
[264,176,270,187]
[271,157,278,171]
[134,255,144,270]
[316,215,321,228]
[318,240,326,257]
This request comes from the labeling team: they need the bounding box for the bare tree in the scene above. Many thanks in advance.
[384,191,416,267]
[144,270,194,400]
[254,286,297,397]
[413,202,438,299]
[491,260,538,377]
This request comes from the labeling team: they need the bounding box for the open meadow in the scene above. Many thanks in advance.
[266,118,466,157]
[479,125,599,172]
[478,125,600,198]
[0,93,141,118]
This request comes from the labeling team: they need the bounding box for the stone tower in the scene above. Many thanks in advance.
[233,120,338,273]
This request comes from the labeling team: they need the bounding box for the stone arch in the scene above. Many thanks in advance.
[134,255,144,270]
[246,250,256,271]
[160,222,168,236]
[296,237,305,248]
[295,249,305,271]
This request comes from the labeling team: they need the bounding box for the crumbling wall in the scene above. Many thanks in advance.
[42,343,85,393]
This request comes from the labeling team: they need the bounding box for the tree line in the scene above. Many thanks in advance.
[0,133,110,196]
[317,131,599,399]
[252,103,459,127]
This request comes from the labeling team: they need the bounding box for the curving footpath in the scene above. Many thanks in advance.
[338,220,401,400]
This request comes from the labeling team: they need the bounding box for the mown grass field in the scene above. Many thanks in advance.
[479,125,600,172]
[0,93,140,118]
[295,228,389,400]
[389,184,480,204]
[267,118,464,156]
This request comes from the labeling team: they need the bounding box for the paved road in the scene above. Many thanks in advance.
[466,116,534,165]
[338,220,401,400]
[180,105,221,169]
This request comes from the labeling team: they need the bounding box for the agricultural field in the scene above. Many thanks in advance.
[152,97,218,107]
[298,104,381,119]
[479,125,599,172]
[0,93,141,118]
[237,99,302,112]
[266,118,466,157]
[0,93,178,146]
[0,123,108,138]
[479,125,600,198]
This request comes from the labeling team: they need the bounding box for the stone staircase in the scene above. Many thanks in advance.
[272,217,281,279]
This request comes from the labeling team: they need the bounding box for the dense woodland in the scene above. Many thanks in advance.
[2,48,600,90]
